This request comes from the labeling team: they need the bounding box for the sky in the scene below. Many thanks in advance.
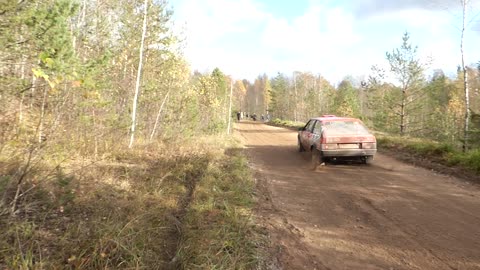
[170,0,480,84]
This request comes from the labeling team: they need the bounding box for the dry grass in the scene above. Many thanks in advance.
[176,146,261,269]
[0,135,262,269]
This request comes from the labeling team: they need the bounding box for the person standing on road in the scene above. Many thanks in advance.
[236,111,241,122]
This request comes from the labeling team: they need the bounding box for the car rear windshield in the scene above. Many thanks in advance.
[322,121,370,135]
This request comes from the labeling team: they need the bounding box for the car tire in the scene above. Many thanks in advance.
[362,156,373,165]
[311,147,323,169]
[298,137,305,152]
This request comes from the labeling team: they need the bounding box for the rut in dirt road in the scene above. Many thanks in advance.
[236,121,480,270]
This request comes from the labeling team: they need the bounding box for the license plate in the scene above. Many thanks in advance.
[339,143,359,149]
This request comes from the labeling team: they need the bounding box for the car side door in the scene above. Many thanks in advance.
[299,120,311,149]
[302,120,316,151]
[310,120,322,149]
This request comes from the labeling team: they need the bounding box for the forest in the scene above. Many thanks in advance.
[1,0,479,268]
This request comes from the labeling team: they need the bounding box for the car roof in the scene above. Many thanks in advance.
[310,115,362,122]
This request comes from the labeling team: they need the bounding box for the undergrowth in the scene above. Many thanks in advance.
[269,118,304,130]
[377,135,480,174]
[176,146,261,269]
[0,136,261,269]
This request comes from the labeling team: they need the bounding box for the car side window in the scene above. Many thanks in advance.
[306,120,315,132]
[313,121,322,134]
[302,120,311,131]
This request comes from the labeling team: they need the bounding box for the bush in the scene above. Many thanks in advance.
[449,149,480,174]
[270,118,304,130]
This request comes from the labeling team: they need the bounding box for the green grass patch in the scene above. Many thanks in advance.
[377,134,480,174]
[376,135,454,156]
[269,118,305,130]
[448,149,480,174]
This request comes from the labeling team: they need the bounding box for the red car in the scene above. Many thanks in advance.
[298,115,376,165]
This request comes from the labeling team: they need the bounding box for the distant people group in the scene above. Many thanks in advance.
[235,111,270,122]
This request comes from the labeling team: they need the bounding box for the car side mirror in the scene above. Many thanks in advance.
[298,127,304,131]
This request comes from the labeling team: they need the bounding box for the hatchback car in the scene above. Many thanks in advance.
[298,115,376,165]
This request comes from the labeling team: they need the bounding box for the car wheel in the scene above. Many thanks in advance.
[298,137,305,152]
[311,148,323,169]
[362,156,373,165]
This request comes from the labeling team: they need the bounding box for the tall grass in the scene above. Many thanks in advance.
[448,149,480,174]
[377,135,480,174]
[0,136,262,269]
[176,147,261,269]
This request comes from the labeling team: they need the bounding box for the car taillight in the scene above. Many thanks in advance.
[362,142,376,149]
[325,137,341,143]
[321,143,338,150]
[367,135,376,142]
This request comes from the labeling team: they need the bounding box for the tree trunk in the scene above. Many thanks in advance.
[293,72,297,122]
[10,146,35,216]
[38,86,48,143]
[18,54,26,127]
[461,0,470,152]
[93,108,98,158]
[129,0,148,148]
[150,90,170,141]
[400,88,407,135]
[227,80,233,134]
[81,0,86,26]
[316,77,322,115]
[30,73,36,109]
[223,83,228,124]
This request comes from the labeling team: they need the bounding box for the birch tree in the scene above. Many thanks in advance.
[129,0,149,148]
[460,0,471,151]
[227,79,233,134]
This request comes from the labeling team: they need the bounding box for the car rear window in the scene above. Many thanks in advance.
[322,121,370,135]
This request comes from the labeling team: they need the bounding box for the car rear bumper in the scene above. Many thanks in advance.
[322,149,376,157]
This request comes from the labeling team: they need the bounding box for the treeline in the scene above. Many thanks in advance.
[1,1,257,267]
[241,33,480,150]
[1,0,480,267]
[0,0,240,157]
[2,1,480,207]
[0,0,247,223]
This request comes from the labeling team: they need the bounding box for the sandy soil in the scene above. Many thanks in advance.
[235,121,480,270]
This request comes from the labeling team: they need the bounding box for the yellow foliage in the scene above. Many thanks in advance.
[72,80,82,88]
[338,102,354,117]
[32,68,48,80]
[82,90,101,100]
[32,68,63,91]
[447,96,464,118]
[234,80,246,95]
[209,98,220,108]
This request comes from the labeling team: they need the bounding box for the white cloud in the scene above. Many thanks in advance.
[261,5,361,53]
[172,0,268,77]
[172,0,480,84]
[349,0,480,18]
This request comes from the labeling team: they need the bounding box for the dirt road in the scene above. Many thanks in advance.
[235,121,480,270]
